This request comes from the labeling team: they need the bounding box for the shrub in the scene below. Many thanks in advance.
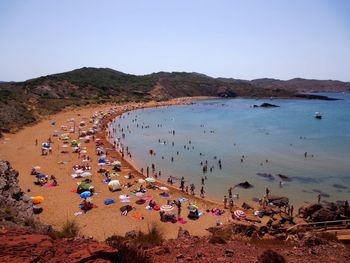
[136,223,164,248]
[51,220,80,239]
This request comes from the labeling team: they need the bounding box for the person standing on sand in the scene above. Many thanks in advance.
[228,187,232,199]
[229,197,234,211]
[185,185,189,194]
[223,195,228,209]
[201,177,205,185]
[176,200,182,216]
[180,177,185,191]
[200,186,205,198]
[318,194,321,204]
[190,184,195,195]
[35,139,38,146]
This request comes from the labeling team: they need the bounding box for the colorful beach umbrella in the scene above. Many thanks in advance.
[80,191,92,199]
[160,205,174,212]
[31,196,44,204]
[234,210,246,219]
[81,172,92,177]
[145,177,156,183]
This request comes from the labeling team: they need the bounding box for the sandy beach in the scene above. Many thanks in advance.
[0,97,242,240]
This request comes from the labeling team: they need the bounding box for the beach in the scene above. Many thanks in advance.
[0,98,238,240]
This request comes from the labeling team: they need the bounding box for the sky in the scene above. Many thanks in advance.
[0,0,349,82]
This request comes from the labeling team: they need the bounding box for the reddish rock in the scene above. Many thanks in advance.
[0,228,118,263]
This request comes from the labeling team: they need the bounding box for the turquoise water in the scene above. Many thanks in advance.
[110,93,350,208]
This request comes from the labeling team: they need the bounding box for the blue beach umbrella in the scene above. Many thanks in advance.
[80,191,92,199]
[36,173,47,179]
[98,157,106,163]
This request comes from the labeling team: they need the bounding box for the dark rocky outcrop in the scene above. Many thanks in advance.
[0,160,50,232]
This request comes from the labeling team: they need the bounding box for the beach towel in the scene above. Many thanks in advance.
[119,194,130,199]
[141,195,152,201]
[120,199,131,203]
[44,183,56,188]
[160,193,170,198]
[133,213,143,220]
[178,197,188,203]
[178,217,187,224]
[70,189,77,193]
[104,199,115,205]
[74,211,84,216]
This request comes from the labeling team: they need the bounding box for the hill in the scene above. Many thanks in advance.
[0,67,348,134]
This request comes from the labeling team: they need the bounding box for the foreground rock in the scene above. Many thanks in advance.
[0,228,118,263]
[0,160,50,232]
[146,232,350,263]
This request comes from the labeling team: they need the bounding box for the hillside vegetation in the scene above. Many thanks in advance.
[1,67,349,134]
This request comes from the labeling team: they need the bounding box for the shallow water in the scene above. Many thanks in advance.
[110,93,350,208]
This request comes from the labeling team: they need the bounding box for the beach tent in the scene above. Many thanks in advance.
[108,180,121,192]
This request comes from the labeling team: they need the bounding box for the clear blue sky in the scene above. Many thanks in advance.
[0,0,349,81]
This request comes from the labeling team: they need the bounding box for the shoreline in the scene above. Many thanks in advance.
[0,96,241,241]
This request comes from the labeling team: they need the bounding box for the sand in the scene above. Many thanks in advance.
[0,98,236,240]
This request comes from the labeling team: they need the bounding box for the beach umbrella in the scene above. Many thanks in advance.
[75,169,84,174]
[159,186,169,191]
[31,196,44,204]
[119,194,130,199]
[234,210,246,220]
[32,166,41,170]
[42,143,51,149]
[188,204,199,210]
[98,157,106,163]
[80,191,92,199]
[138,179,146,184]
[112,161,121,166]
[78,182,91,190]
[81,172,92,177]
[35,173,47,179]
[61,145,69,148]
[145,177,156,183]
[160,205,174,212]
[135,192,144,197]
[80,150,88,154]
[178,197,188,203]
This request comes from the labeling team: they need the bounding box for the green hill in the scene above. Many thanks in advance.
[1,67,346,135]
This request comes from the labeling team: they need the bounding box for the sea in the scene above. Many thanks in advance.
[109,93,350,208]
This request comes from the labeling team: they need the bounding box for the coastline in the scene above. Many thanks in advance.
[0,96,241,241]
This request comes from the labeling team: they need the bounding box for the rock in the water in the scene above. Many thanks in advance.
[253,103,280,108]
[236,181,253,189]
